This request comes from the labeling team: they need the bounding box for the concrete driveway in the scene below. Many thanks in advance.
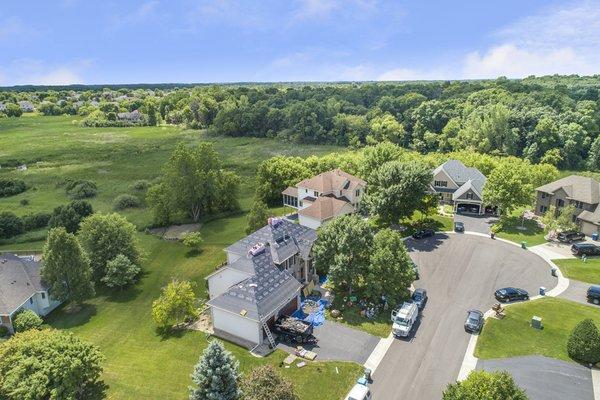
[454,213,498,234]
[371,233,557,400]
[277,319,379,364]
[477,356,594,400]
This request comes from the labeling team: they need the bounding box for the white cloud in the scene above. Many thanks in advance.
[463,44,595,79]
[1,59,90,86]
[291,0,341,20]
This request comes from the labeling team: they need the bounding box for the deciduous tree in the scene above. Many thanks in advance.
[242,365,298,400]
[42,227,95,304]
[443,370,527,400]
[152,279,198,330]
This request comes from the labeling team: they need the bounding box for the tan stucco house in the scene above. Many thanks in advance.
[282,168,366,229]
[534,175,600,237]
[430,160,488,215]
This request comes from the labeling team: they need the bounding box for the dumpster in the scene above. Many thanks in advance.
[593,233,599,241]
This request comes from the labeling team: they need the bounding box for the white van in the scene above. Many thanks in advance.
[345,383,372,400]
[391,301,418,338]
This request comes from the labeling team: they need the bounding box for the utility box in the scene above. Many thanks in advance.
[531,316,543,329]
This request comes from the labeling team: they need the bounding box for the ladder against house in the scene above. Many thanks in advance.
[261,319,276,348]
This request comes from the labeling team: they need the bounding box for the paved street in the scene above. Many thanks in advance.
[559,278,598,307]
[371,233,556,400]
[477,356,594,400]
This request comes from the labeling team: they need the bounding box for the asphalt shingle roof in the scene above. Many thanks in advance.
[536,175,600,205]
[0,254,44,316]
[436,159,487,195]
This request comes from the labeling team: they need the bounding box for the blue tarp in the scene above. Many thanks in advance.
[292,299,328,327]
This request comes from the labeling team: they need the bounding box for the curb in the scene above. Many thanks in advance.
[456,231,570,381]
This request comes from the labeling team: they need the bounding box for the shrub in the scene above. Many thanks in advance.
[20,198,29,206]
[182,231,203,250]
[22,212,51,231]
[12,309,43,332]
[66,180,98,199]
[101,254,141,289]
[0,178,27,197]
[567,319,600,365]
[113,194,141,210]
[131,179,151,191]
[242,365,298,400]
[443,370,527,400]
[0,325,8,337]
[0,212,24,239]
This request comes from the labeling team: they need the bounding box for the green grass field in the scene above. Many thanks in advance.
[475,297,600,363]
[554,257,600,285]
[0,116,363,399]
[0,116,339,229]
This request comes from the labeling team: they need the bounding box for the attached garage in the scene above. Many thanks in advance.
[211,307,261,347]
[580,221,599,237]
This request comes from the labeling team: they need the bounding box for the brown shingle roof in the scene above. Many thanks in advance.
[296,169,365,193]
[536,175,600,204]
[282,186,298,197]
[298,196,351,221]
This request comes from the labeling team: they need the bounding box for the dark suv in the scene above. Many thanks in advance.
[571,243,600,256]
[557,231,585,243]
[587,286,600,305]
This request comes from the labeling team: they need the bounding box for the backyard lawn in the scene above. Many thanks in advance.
[492,208,547,246]
[475,297,600,363]
[554,257,600,285]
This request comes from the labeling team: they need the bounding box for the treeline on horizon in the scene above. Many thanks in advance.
[2,75,600,170]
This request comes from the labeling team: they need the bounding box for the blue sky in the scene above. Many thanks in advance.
[1,0,599,85]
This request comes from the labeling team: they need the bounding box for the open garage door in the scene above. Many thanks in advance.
[456,203,481,215]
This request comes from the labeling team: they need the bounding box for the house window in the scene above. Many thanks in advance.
[573,201,584,209]
[434,180,448,188]
[539,205,548,214]
[355,189,360,197]
[313,191,318,197]
[541,192,548,199]
[466,192,474,200]
[556,199,564,207]
[41,292,46,299]
[29,297,33,304]
[299,200,303,207]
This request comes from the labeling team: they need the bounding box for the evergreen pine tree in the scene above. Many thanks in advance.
[189,340,241,400]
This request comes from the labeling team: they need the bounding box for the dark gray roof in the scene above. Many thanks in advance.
[536,175,600,205]
[436,159,486,195]
[226,219,316,264]
[0,254,45,315]
[207,249,302,321]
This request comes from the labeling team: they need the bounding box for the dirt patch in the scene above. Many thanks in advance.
[148,223,201,241]
[187,311,213,334]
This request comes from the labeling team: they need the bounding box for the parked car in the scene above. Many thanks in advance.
[391,302,419,338]
[571,242,600,256]
[345,383,372,400]
[557,231,585,243]
[454,221,464,232]
[587,285,600,305]
[412,228,435,239]
[494,287,529,302]
[464,309,484,333]
[411,288,428,309]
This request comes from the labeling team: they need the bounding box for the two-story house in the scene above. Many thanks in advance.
[430,160,488,215]
[282,168,366,229]
[0,253,62,333]
[206,218,317,348]
[534,175,600,237]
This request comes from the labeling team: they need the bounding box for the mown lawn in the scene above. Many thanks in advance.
[492,208,546,246]
[553,257,600,285]
[0,116,362,399]
[475,297,600,363]
[326,307,391,338]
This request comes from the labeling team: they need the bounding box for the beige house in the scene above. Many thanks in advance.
[282,169,366,229]
[430,160,488,215]
[534,175,600,236]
